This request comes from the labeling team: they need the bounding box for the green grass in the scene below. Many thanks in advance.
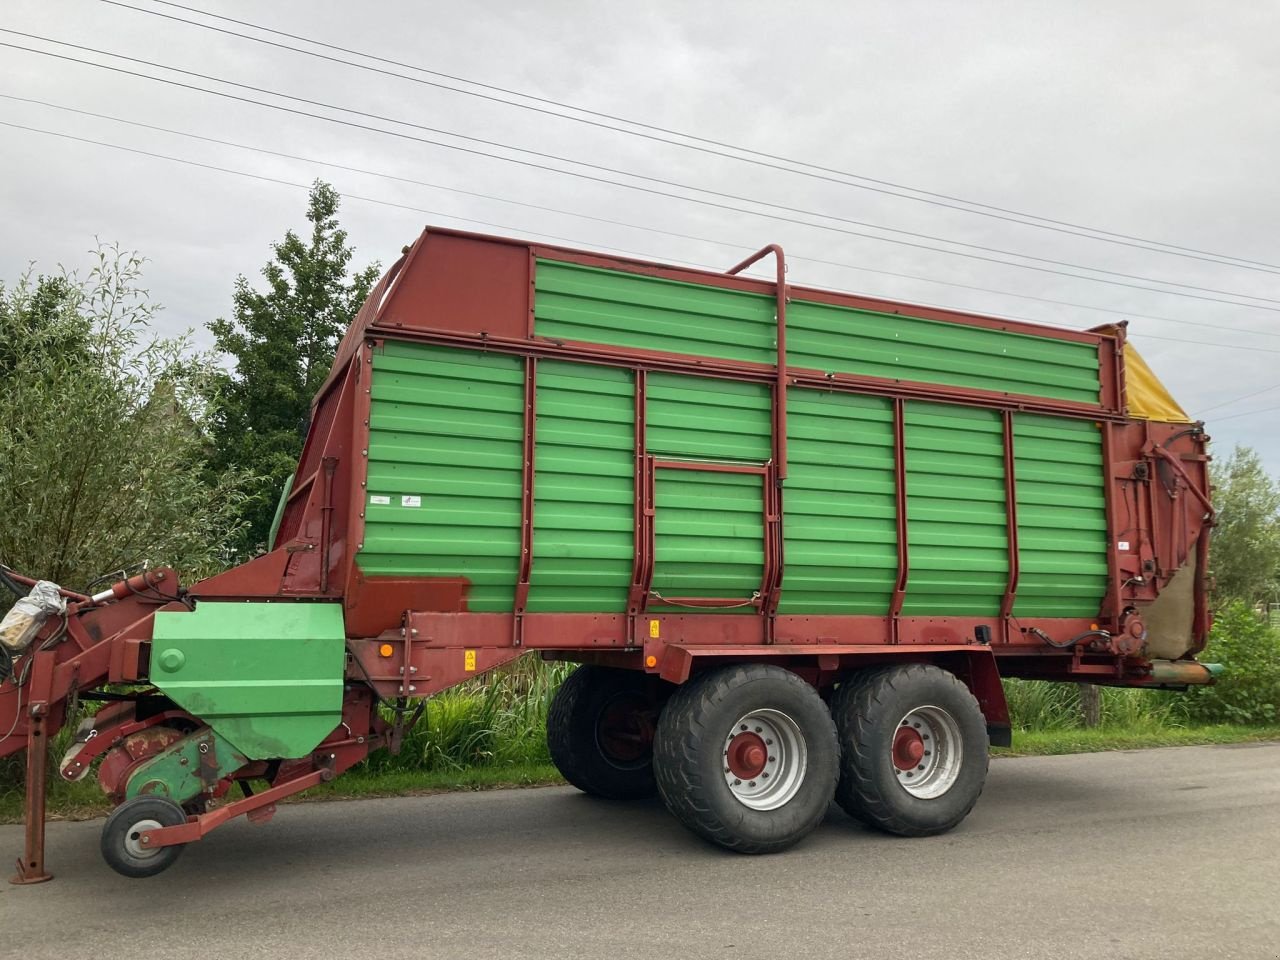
[994,723,1280,756]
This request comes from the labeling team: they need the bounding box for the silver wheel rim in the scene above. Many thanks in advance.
[893,705,963,800]
[123,818,163,859]
[722,708,808,811]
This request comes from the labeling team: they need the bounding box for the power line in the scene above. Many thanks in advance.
[1198,383,1280,416]
[8,91,1280,345]
[7,117,1280,369]
[1209,403,1280,424]
[107,0,1280,276]
[6,34,1280,315]
[0,120,718,272]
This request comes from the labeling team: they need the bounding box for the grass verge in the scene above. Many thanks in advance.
[994,723,1280,756]
[3,726,1278,824]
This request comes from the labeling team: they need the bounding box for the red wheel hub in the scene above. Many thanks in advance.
[596,696,654,764]
[725,731,768,780]
[892,726,925,771]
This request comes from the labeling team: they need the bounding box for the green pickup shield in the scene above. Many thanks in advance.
[150,602,347,760]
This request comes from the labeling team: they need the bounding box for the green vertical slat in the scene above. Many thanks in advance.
[1012,413,1109,617]
[901,402,1008,616]
[787,300,1102,405]
[358,342,524,612]
[779,389,897,614]
[534,260,777,366]
[526,361,635,612]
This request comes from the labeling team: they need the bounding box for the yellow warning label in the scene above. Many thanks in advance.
[649,620,660,639]
[464,649,477,672]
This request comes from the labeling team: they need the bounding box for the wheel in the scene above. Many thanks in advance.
[831,663,989,837]
[652,663,838,854]
[100,796,188,878]
[547,665,660,800]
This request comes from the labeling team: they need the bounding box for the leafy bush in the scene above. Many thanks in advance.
[1184,600,1280,725]
[359,660,575,774]
[1003,678,1184,732]
[0,246,254,588]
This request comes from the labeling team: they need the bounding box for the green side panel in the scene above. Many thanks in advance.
[647,373,770,605]
[150,603,346,760]
[359,342,525,611]
[790,300,1102,406]
[526,361,635,612]
[1012,413,1109,617]
[534,260,777,366]
[779,389,898,614]
[533,259,1101,406]
[125,728,249,804]
[646,373,772,463]
[653,469,764,603]
[901,403,1008,616]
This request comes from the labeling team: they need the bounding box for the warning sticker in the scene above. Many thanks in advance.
[369,495,391,505]
[649,620,660,639]
[464,649,477,672]
[401,495,422,508]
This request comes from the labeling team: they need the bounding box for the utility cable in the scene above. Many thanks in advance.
[7,118,1280,360]
[7,119,1280,358]
[9,92,1278,343]
[5,34,1280,312]
[107,0,1280,275]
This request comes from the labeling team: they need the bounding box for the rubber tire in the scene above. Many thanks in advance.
[831,664,989,837]
[653,664,838,854]
[100,796,187,878]
[547,665,659,800]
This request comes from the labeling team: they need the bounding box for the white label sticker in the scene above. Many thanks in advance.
[401,495,422,508]
[1118,540,1131,551]
[369,495,391,505]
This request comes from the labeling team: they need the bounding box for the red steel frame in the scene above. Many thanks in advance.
[2,227,1213,880]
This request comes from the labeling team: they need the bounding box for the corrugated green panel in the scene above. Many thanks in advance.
[150,603,346,760]
[653,469,764,602]
[647,373,772,463]
[526,361,634,612]
[359,342,524,612]
[901,402,1008,616]
[786,300,1102,405]
[534,260,777,366]
[779,389,897,614]
[647,372,770,606]
[1012,413,1108,617]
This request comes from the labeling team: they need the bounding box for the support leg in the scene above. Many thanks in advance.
[11,711,53,884]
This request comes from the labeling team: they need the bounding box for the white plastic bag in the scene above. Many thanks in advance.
[0,581,66,655]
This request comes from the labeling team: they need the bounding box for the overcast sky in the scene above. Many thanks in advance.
[3,1,1278,468]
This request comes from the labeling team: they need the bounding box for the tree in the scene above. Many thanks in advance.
[208,181,379,555]
[0,246,253,589]
[1208,445,1280,604]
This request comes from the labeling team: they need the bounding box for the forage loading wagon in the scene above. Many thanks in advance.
[2,228,1215,882]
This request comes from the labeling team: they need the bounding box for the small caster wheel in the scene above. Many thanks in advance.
[100,796,188,878]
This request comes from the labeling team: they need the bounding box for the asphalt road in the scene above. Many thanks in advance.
[2,743,1278,960]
